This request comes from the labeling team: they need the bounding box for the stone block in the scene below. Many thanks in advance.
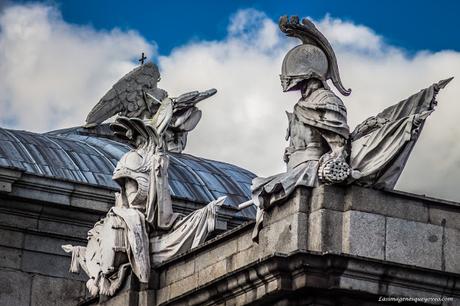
[345,186,428,223]
[162,257,195,285]
[197,259,227,286]
[0,269,31,306]
[237,230,254,252]
[37,218,92,239]
[342,211,385,259]
[385,284,442,305]
[385,217,443,270]
[264,188,311,225]
[231,245,259,271]
[444,228,460,273]
[0,228,24,248]
[429,206,460,230]
[169,273,198,298]
[24,233,75,255]
[308,209,342,253]
[259,211,309,255]
[0,246,22,269]
[0,208,38,229]
[21,250,86,280]
[310,185,346,212]
[30,275,85,306]
[156,287,170,305]
[195,238,237,271]
[0,181,12,193]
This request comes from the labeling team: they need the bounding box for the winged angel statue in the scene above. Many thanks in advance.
[62,79,224,296]
[248,16,453,241]
[84,62,216,153]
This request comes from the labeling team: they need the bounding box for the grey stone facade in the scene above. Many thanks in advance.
[147,186,460,306]
[1,128,459,305]
[3,166,459,305]
[0,152,252,305]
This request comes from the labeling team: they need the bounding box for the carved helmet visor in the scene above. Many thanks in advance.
[280,44,329,92]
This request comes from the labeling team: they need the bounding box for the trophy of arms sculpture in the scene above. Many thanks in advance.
[247,16,453,242]
[62,62,224,297]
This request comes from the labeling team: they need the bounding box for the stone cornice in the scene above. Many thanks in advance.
[0,167,115,213]
[162,251,460,306]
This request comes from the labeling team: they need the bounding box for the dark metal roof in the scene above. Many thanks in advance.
[0,127,256,219]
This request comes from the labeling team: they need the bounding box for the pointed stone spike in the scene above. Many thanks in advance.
[436,77,454,89]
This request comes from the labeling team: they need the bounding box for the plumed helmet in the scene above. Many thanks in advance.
[279,16,351,96]
[281,44,329,92]
[112,150,150,207]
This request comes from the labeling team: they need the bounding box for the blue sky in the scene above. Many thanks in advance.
[12,0,460,55]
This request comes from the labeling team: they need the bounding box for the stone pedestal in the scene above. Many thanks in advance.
[90,185,460,306]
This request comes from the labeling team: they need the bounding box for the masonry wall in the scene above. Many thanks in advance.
[0,167,114,305]
[2,163,460,305]
[0,168,246,306]
[149,185,460,306]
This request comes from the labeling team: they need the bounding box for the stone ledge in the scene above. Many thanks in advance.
[159,251,460,306]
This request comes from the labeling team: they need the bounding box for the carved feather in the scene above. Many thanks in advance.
[85,62,162,127]
[173,88,217,112]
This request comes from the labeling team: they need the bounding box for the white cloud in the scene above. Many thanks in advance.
[0,5,459,202]
[159,10,460,202]
[0,4,155,130]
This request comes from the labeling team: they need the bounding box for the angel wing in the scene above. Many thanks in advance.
[85,62,167,128]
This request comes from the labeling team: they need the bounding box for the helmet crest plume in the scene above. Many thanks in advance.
[279,15,351,96]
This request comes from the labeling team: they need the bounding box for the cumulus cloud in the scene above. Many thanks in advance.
[0,5,459,201]
[0,4,155,130]
[159,10,460,201]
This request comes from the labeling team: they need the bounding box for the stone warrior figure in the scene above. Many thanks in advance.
[62,75,224,297]
[250,16,353,241]
[245,15,453,242]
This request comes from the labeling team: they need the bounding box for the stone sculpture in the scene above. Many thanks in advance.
[63,83,223,297]
[85,62,217,153]
[248,16,453,241]
[249,16,353,241]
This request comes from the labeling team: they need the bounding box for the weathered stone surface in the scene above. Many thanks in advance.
[169,273,198,298]
[259,211,309,255]
[345,186,428,223]
[24,233,74,255]
[156,286,169,305]
[264,188,311,226]
[0,206,39,229]
[445,228,460,273]
[195,238,237,271]
[231,244,259,271]
[342,210,385,259]
[0,269,31,306]
[37,218,91,239]
[429,205,460,230]
[197,259,227,285]
[0,228,24,248]
[30,275,85,306]
[0,246,22,269]
[138,289,155,306]
[162,258,195,286]
[236,228,254,252]
[310,184,346,212]
[308,208,342,253]
[386,217,443,270]
[21,250,86,280]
